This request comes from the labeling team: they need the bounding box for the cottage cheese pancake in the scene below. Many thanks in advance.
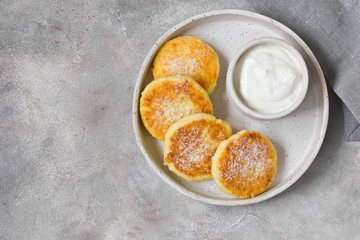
[153,36,220,94]
[212,130,277,198]
[140,75,213,140]
[164,113,232,181]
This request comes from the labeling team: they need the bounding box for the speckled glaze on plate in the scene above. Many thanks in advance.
[132,10,329,206]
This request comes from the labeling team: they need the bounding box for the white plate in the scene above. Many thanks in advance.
[132,10,329,206]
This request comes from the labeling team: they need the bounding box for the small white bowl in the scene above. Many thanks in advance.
[226,37,309,120]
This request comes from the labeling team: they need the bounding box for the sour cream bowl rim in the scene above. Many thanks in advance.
[226,37,309,120]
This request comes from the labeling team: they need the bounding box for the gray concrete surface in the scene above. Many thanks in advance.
[1,1,359,239]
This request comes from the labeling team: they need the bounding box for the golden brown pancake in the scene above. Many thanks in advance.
[212,130,277,198]
[140,75,213,141]
[164,113,232,181]
[153,36,220,94]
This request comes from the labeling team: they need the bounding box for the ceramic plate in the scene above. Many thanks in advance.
[132,10,329,206]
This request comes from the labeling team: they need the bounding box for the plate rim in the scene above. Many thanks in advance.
[132,9,329,206]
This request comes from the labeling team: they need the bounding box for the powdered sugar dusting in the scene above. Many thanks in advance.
[166,118,230,178]
[141,77,212,139]
[153,36,218,91]
[218,131,276,197]
[166,57,199,77]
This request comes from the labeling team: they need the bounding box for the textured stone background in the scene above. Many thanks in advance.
[1,1,360,239]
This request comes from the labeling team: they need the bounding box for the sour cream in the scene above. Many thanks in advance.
[237,43,304,114]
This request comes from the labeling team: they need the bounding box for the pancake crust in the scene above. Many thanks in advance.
[153,36,220,94]
[164,113,232,181]
[212,130,277,198]
[140,75,213,141]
